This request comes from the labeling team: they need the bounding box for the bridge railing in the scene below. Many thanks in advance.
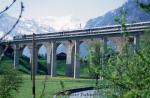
[13,21,150,41]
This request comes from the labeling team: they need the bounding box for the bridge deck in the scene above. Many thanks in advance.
[13,21,150,42]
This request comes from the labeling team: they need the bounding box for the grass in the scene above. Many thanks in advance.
[0,55,90,78]
[0,55,91,79]
[0,55,99,98]
[14,76,95,98]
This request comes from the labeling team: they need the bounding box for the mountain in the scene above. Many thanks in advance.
[0,15,84,39]
[0,14,55,56]
[0,14,16,39]
[85,0,150,28]
[0,14,87,57]
[16,18,55,35]
[38,16,85,31]
[0,14,55,39]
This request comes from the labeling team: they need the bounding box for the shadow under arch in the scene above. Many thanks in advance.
[56,43,67,76]
[38,44,48,74]
[79,41,89,58]
[79,41,90,78]
[20,45,31,74]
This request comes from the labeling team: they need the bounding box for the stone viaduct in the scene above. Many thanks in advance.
[3,21,150,78]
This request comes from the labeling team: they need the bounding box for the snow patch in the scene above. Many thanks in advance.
[38,16,86,31]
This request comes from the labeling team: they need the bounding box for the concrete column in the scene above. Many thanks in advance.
[0,46,3,55]
[66,44,74,77]
[134,34,140,53]
[103,37,108,56]
[29,46,38,74]
[46,43,51,75]
[35,47,38,74]
[51,41,57,77]
[74,40,80,79]
[100,37,108,64]
[14,44,20,69]
[30,55,32,64]
[28,47,33,73]
[101,37,107,80]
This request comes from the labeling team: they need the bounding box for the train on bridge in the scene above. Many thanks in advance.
[13,21,150,41]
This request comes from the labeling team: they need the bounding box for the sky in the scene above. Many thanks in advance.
[0,0,127,22]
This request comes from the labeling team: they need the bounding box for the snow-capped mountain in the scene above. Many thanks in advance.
[38,16,85,31]
[0,13,55,39]
[16,18,55,35]
[0,14,55,56]
[0,14,87,56]
[0,14,84,39]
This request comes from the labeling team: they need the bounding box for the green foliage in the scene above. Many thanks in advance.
[102,6,150,97]
[0,68,22,98]
[136,0,150,13]
[39,76,47,98]
[103,42,150,97]
[86,5,150,97]
[114,8,128,36]
[114,8,127,25]
[59,80,70,96]
[86,40,104,88]
[60,80,65,91]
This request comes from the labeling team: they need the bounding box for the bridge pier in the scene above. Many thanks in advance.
[102,37,108,56]
[29,46,38,74]
[51,41,57,77]
[134,34,140,53]
[73,40,80,79]
[0,46,3,55]
[102,37,108,64]
[66,43,74,77]
[46,43,52,75]
[14,44,20,69]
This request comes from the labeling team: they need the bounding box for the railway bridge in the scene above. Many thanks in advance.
[1,21,150,78]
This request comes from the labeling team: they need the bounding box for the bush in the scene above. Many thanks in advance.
[0,66,22,98]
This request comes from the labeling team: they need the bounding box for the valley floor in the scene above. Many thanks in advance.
[0,55,94,98]
[14,75,94,98]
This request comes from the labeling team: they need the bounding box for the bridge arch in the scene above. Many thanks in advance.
[79,40,90,58]
[22,45,31,58]
[37,44,47,74]
[20,45,32,74]
[56,42,67,76]
[78,41,90,78]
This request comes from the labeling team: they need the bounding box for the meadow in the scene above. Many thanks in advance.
[14,76,94,98]
[0,55,95,98]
